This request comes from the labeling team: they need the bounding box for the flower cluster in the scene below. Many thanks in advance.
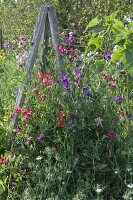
[57,45,68,56]
[0,157,7,165]
[58,111,71,127]
[31,71,56,101]
[60,74,71,93]
[104,51,112,62]
[74,68,83,88]
[67,31,74,46]
[16,50,29,66]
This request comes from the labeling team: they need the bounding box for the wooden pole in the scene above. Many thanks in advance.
[0,29,2,50]
[9,5,48,133]
[48,5,65,75]
[8,4,65,137]
[42,15,50,73]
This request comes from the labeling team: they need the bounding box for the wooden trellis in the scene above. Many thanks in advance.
[9,5,65,134]
[0,29,2,50]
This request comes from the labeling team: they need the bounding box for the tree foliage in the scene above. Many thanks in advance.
[0,0,132,41]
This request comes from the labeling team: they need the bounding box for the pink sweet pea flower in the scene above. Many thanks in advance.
[32,88,37,93]
[39,93,45,101]
[15,107,22,114]
[38,71,44,78]
[108,131,115,140]
[101,72,107,78]
[23,108,33,117]
[9,114,13,120]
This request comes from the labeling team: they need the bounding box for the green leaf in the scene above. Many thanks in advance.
[85,17,100,30]
[87,37,102,51]
[105,11,118,24]
[112,19,125,34]
[111,47,124,62]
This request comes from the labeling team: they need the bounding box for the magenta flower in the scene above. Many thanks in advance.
[70,49,77,58]
[37,134,45,142]
[108,131,115,140]
[23,108,33,117]
[15,107,22,114]
[57,45,68,56]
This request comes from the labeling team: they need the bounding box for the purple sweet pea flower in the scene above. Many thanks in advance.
[67,32,74,45]
[3,42,10,49]
[74,68,82,76]
[77,60,83,66]
[20,35,26,43]
[10,182,17,188]
[104,51,112,62]
[112,98,115,102]
[115,96,123,105]
[63,80,71,88]
[119,61,123,67]
[37,134,45,142]
[15,90,19,95]
[66,88,71,93]
[82,87,90,96]
[60,73,71,90]
[60,74,68,81]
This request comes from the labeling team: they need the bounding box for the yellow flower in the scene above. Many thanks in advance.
[0,50,5,60]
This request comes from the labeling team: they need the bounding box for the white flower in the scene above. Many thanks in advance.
[80,53,84,58]
[87,51,92,58]
[127,184,133,188]
[113,45,119,52]
[66,170,72,174]
[124,16,132,23]
[36,156,43,160]
[96,188,103,193]
[69,31,74,35]
[95,117,103,126]
[95,184,104,193]
[127,168,132,172]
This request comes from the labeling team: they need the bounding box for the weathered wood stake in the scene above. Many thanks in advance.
[8,5,65,137]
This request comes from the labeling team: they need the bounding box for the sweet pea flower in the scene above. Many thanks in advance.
[104,51,112,62]
[108,131,115,140]
[37,134,45,142]
[20,35,26,43]
[3,42,10,49]
[0,158,6,165]
[9,114,13,120]
[101,72,107,78]
[116,96,123,105]
[23,108,33,117]
[15,107,22,114]
[70,49,77,58]
[67,32,74,45]
[57,45,68,56]
[39,93,45,101]
[10,182,17,188]
[32,88,37,93]
[38,71,44,78]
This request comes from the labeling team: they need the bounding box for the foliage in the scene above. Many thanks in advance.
[0,3,133,200]
[0,0,132,41]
